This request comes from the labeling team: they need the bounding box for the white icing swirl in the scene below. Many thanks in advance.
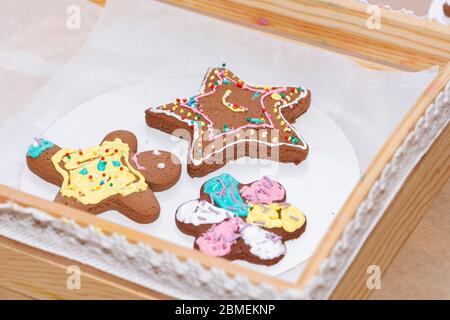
[240,224,286,260]
[176,200,234,226]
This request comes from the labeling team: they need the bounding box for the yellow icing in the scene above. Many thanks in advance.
[271,93,282,100]
[222,89,246,112]
[51,138,147,205]
[246,203,305,233]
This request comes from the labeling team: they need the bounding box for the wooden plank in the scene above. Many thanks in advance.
[89,0,399,71]
[0,236,170,300]
[331,124,449,299]
[297,63,450,289]
[0,285,33,300]
[162,0,450,70]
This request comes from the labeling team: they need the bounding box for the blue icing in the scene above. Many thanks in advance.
[251,92,260,100]
[79,168,88,175]
[187,96,198,107]
[203,173,249,217]
[223,79,230,85]
[112,160,121,167]
[97,160,107,171]
[27,139,55,159]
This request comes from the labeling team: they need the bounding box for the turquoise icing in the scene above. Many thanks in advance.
[187,96,197,107]
[112,160,121,167]
[203,173,249,217]
[79,168,88,175]
[251,92,260,100]
[97,160,107,171]
[27,139,55,159]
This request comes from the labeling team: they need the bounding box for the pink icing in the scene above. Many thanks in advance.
[196,217,243,257]
[239,176,285,204]
[131,152,146,170]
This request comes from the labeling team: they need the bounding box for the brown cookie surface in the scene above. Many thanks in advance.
[26,130,181,223]
[27,145,63,186]
[146,67,311,177]
[132,150,181,192]
[444,2,450,18]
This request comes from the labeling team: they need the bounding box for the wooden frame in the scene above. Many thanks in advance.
[0,0,449,299]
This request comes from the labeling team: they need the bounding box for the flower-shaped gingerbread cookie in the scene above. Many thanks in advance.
[175,173,306,265]
[26,130,181,223]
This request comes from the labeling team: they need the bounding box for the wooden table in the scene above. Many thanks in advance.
[370,180,450,299]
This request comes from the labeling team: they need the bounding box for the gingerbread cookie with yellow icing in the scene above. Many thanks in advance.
[175,173,306,265]
[26,130,181,223]
[146,66,311,178]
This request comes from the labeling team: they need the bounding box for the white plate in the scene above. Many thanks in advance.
[19,75,360,277]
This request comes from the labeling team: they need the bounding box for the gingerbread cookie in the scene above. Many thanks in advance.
[445,1,450,18]
[26,130,181,223]
[175,173,306,265]
[146,66,311,178]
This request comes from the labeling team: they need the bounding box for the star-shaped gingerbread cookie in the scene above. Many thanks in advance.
[146,67,311,177]
[26,130,181,223]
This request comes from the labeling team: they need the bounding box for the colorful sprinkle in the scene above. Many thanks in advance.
[97,160,107,171]
[246,117,264,124]
[112,160,121,167]
[257,17,269,26]
[271,93,281,100]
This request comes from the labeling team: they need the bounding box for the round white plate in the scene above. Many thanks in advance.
[19,75,360,277]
